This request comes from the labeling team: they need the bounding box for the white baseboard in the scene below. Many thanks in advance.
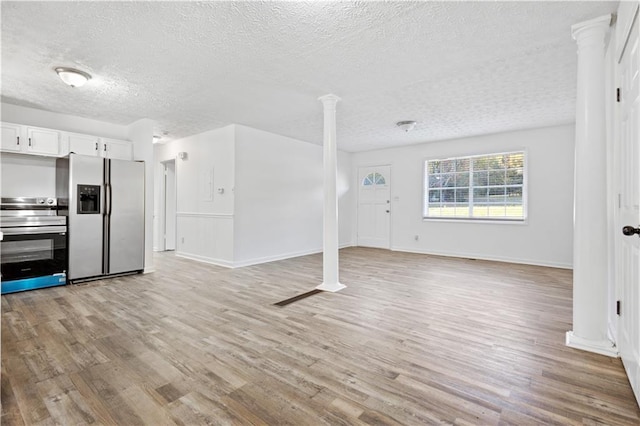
[175,243,355,269]
[233,243,354,268]
[176,251,234,268]
[390,246,572,269]
[565,331,619,357]
[143,267,155,274]
[233,248,322,268]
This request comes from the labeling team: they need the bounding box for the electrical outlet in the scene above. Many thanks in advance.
[414,235,419,241]
[181,237,185,244]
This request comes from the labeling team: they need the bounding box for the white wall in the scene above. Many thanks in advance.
[154,126,235,266]
[154,123,354,268]
[352,124,575,268]
[1,153,57,197]
[233,124,353,266]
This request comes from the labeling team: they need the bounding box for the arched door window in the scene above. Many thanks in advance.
[362,172,386,186]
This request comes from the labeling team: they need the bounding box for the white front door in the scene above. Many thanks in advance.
[616,2,640,406]
[357,166,391,248]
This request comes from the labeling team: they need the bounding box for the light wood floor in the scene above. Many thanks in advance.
[2,248,639,425]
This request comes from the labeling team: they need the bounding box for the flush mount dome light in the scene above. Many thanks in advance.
[54,67,92,88]
[153,131,169,144]
[396,120,417,132]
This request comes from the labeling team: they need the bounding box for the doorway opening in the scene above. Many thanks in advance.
[161,159,176,251]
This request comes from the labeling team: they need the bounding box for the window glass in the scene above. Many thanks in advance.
[424,151,525,221]
[363,172,387,186]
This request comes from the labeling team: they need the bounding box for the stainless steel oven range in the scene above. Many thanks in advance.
[0,197,67,294]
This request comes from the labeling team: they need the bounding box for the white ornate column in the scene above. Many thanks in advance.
[316,94,345,292]
[566,14,616,357]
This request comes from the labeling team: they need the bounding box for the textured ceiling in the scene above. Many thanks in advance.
[1,1,617,152]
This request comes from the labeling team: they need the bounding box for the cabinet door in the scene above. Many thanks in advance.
[69,133,100,156]
[26,127,60,156]
[1,123,22,152]
[102,138,133,160]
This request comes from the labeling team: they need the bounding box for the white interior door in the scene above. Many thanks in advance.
[616,2,640,407]
[357,166,391,248]
[164,160,177,251]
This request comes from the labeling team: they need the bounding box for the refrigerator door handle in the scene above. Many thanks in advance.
[104,183,111,216]
[108,183,113,216]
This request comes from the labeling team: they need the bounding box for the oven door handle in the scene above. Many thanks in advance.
[1,226,67,235]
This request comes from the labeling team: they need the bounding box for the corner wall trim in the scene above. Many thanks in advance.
[607,321,618,346]
[565,331,619,358]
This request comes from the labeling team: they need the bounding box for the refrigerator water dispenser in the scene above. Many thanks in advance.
[77,184,101,214]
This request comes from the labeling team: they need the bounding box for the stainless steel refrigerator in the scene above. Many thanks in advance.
[56,154,145,281]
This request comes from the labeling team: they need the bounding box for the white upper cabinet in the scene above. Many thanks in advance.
[66,133,132,160]
[68,133,101,156]
[26,127,61,156]
[0,122,134,160]
[101,138,133,160]
[1,123,22,152]
[0,123,61,156]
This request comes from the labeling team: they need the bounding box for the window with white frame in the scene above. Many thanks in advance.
[424,151,525,221]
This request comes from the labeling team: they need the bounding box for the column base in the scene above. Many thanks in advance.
[316,282,346,292]
[565,331,618,357]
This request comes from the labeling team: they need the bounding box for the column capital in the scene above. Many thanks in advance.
[318,94,342,107]
[571,14,612,42]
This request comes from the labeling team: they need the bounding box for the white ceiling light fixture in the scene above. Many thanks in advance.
[396,120,417,132]
[54,67,92,88]
[153,131,169,144]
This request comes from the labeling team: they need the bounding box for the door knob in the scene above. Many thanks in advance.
[622,226,640,236]
[386,210,390,213]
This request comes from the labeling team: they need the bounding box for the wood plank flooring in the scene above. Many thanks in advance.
[2,247,639,425]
